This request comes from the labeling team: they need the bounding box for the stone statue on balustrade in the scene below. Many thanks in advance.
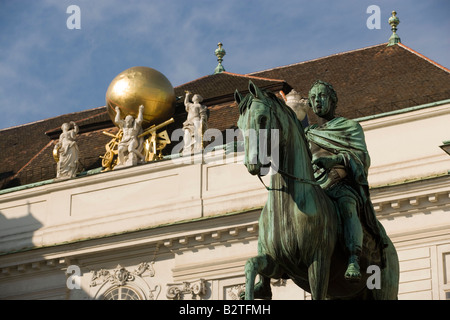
[114,105,145,169]
[183,91,208,154]
[284,89,309,126]
[53,121,79,180]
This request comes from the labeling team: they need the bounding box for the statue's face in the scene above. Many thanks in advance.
[192,94,201,103]
[309,84,333,119]
[125,115,134,126]
[61,123,70,132]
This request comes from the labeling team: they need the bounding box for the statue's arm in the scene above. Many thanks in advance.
[136,105,144,125]
[312,153,345,170]
[70,121,79,135]
[115,106,124,126]
[184,92,191,112]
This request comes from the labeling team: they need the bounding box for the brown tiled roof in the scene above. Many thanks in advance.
[1,43,449,189]
[249,43,450,122]
[173,72,291,132]
[0,107,111,189]
[174,71,291,104]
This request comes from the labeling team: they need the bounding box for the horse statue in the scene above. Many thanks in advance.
[235,81,399,300]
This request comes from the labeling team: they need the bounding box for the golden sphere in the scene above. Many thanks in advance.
[105,66,176,129]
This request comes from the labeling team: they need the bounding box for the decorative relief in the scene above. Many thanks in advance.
[90,262,155,287]
[90,262,160,300]
[166,279,207,300]
[225,284,245,300]
[224,279,286,300]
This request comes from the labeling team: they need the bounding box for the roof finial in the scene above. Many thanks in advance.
[214,42,226,74]
[387,11,401,46]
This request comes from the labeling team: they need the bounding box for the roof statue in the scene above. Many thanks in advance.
[387,11,401,46]
[284,89,309,122]
[236,80,399,300]
[113,105,145,169]
[101,67,176,170]
[53,121,79,180]
[182,91,208,154]
[214,42,226,74]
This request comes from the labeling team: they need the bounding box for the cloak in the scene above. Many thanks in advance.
[305,117,386,251]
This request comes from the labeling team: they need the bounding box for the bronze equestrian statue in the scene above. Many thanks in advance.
[236,80,399,300]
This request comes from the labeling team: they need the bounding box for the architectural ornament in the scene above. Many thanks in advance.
[225,284,246,300]
[90,262,156,287]
[166,279,207,300]
[90,262,160,300]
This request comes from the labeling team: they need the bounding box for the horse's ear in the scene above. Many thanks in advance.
[248,80,263,99]
[234,89,243,105]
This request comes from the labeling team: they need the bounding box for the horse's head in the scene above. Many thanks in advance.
[236,81,284,176]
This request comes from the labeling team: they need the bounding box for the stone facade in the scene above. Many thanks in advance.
[0,101,449,300]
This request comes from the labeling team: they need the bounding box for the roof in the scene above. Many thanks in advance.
[174,71,290,104]
[174,71,291,131]
[0,107,109,189]
[1,42,449,190]
[249,43,450,120]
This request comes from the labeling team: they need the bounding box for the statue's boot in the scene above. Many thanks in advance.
[344,254,361,282]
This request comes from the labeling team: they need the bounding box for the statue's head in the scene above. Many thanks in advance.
[61,122,70,132]
[192,94,203,103]
[125,115,134,126]
[308,80,338,119]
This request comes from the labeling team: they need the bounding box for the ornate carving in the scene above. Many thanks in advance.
[226,284,245,300]
[90,262,156,287]
[166,279,207,300]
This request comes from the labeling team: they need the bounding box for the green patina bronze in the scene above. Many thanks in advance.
[236,80,399,300]
[387,11,401,46]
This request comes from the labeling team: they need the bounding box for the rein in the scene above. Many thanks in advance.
[257,167,320,191]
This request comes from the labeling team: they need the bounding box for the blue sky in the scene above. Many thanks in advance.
[0,0,449,130]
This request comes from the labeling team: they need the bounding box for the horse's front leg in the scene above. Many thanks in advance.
[243,254,277,300]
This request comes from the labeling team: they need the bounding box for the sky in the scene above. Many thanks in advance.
[0,0,449,130]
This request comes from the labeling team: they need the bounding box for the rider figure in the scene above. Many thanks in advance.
[304,80,387,282]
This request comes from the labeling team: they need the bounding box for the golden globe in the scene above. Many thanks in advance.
[105,66,176,129]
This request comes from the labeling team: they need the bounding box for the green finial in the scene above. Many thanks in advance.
[214,42,226,74]
[387,11,401,46]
